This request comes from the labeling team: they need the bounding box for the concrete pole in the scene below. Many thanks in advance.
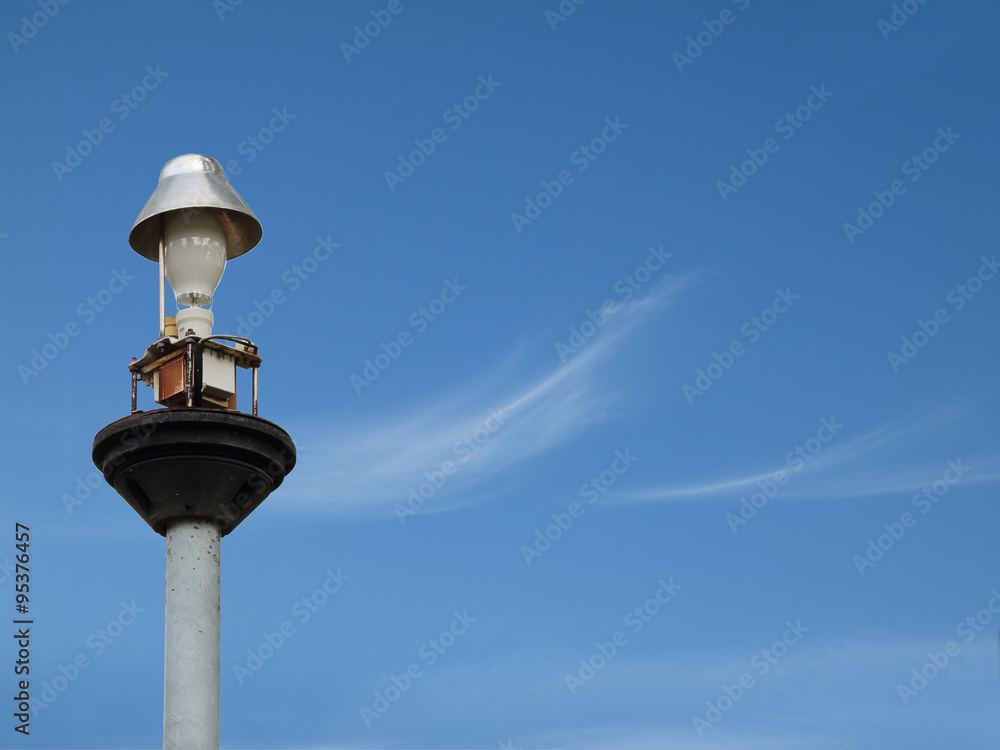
[163,518,221,750]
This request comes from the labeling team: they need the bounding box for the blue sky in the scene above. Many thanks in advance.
[1,0,999,748]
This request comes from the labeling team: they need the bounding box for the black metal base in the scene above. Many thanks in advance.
[92,408,296,536]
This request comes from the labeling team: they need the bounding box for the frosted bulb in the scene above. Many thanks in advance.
[164,210,226,308]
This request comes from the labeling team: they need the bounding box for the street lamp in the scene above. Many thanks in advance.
[92,154,296,750]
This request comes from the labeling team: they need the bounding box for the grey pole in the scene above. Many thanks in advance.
[94,155,295,750]
[163,518,221,750]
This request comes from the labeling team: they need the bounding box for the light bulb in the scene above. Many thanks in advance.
[164,209,226,309]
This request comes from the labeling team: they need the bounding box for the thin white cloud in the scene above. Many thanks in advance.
[613,403,1000,504]
[520,725,836,750]
[326,631,997,750]
[391,635,995,750]
[279,274,693,517]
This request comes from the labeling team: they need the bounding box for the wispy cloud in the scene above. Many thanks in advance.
[520,725,836,750]
[613,402,1000,505]
[280,275,693,517]
[345,634,996,750]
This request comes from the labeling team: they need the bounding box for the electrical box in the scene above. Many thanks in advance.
[133,337,260,411]
[152,347,236,408]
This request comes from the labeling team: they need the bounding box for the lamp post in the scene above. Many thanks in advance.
[92,154,296,750]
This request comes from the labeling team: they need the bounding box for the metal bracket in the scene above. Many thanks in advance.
[130,333,262,414]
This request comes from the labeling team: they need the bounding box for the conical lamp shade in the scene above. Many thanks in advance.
[128,154,262,262]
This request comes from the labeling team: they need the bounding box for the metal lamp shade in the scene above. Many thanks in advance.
[128,154,262,262]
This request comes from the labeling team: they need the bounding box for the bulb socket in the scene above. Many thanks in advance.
[175,307,213,338]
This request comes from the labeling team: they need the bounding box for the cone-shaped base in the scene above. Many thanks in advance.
[93,408,295,536]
